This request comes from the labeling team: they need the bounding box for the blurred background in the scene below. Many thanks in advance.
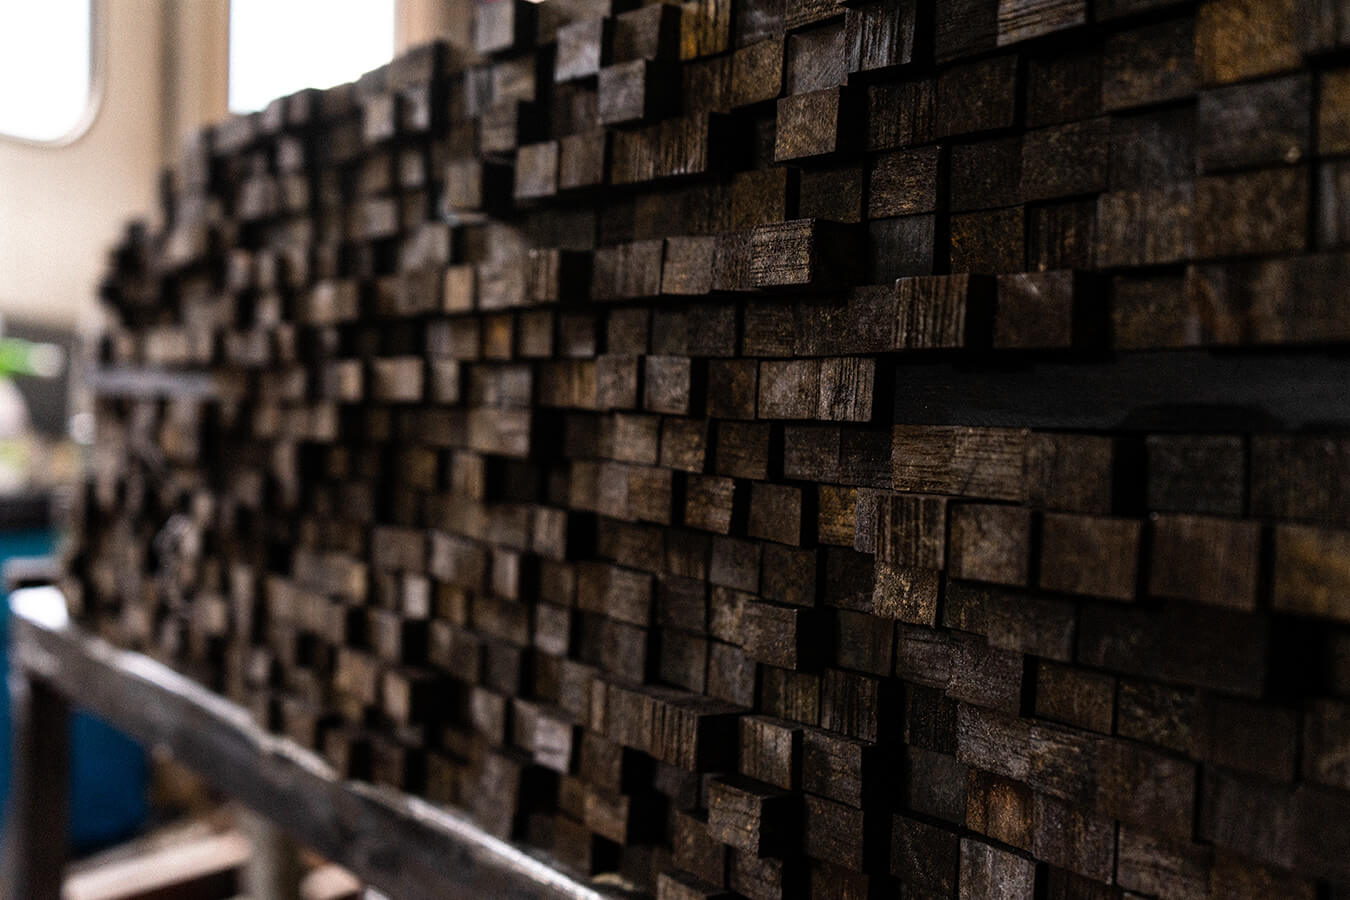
[0,3,474,895]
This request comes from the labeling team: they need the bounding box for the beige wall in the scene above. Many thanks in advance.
[0,0,165,333]
[0,0,450,333]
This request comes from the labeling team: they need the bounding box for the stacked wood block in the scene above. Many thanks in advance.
[70,1,1350,896]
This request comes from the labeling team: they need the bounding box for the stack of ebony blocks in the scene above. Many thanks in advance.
[72,0,1350,896]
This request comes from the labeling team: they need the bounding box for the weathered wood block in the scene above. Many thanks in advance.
[707,774,796,855]
[997,0,1086,46]
[892,425,1028,501]
[775,87,857,161]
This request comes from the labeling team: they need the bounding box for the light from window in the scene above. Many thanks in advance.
[0,0,93,143]
[229,0,396,114]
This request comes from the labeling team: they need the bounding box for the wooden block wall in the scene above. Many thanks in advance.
[71,1,1350,896]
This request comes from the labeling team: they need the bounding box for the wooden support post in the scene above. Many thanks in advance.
[4,673,69,900]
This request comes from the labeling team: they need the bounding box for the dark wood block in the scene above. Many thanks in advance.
[1198,695,1297,781]
[645,355,695,416]
[959,839,1036,899]
[758,360,819,420]
[1303,700,1350,792]
[684,475,737,534]
[845,0,919,72]
[707,774,796,855]
[1196,0,1301,85]
[748,483,804,545]
[948,503,1031,586]
[947,632,1023,713]
[1116,826,1208,899]
[997,0,1085,45]
[994,270,1098,350]
[1273,523,1350,624]
[1251,434,1350,528]
[761,544,819,608]
[559,130,609,190]
[1026,199,1096,272]
[1095,184,1193,267]
[869,146,941,219]
[556,17,610,81]
[474,0,536,53]
[803,794,883,872]
[866,77,935,151]
[600,60,679,124]
[739,715,802,790]
[613,2,682,62]
[1194,167,1308,259]
[775,87,857,161]
[820,668,897,743]
[867,493,946,569]
[658,871,735,900]
[893,274,994,349]
[935,0,998,61]
[818,486,858,546]
[1024,432,1113,514]
[802,727,883,808]
[948,138,1021,217]
[1102,18,1197,111]
[1031,793,1114,885]
[1095,738,1197,840]
[750,219,857,289]
[707,360,758,420]
[891,815,959,895]
[1026,45,1100,128]
[965,770,1033,850]
[1109,106,1194,192]
[1034,660,1114,733]
[728,849,798,900]
[935,55,1018,138]
[673,810,729,887]
[1116,678,1199,757]
[1039,512,1141,601]
[730,38,785,108]
[1145,434,1246,516]
[872,562,941,624]
[1020,117,1109,202]
[833,609,894,677]
[785,19,846,94]
[662,236,718,296]
[1197,73,1310,172]
[949,207,1025,274]
[903,746,969,825]
[515,141,560,201]
[799,163,864,224]
[892,425,1027,501]
[868,214,937,281]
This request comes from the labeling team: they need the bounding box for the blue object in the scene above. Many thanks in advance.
[0,530,148,853]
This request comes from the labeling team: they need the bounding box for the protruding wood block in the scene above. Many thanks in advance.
[739,716,802,790]
[775,88,857,161]
[892,426,1028,501]
[708,774,796,856]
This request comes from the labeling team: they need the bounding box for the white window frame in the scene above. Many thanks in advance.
[0,0,104,147]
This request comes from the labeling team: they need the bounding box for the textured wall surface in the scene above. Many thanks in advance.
[73,1,1350,897]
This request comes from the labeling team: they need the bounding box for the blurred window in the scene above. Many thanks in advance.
[0,0,96,143]
[228,0,396,113]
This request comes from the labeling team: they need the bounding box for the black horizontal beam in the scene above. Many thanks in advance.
[7,589,633,900]
[892,349,1350,433]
